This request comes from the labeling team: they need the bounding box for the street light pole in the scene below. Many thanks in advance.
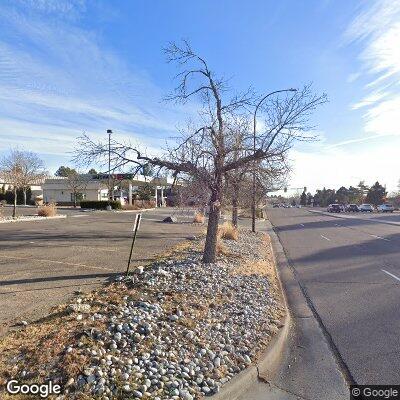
[251,89,297,233]
[107,129,112,201]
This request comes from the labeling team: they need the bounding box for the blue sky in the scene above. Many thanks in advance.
[1,0,399,193]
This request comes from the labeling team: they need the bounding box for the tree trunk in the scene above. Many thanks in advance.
[13,187,17,218]
[73,192,77,208]
[203,187,222,263]
[231,184,239,227]
[23,188,27,206]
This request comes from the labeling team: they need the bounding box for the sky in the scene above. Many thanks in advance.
[0,0,400,194]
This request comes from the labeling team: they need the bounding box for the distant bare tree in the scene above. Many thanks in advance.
[65,172,90,208]
[0,150,46,216]
[18,152,47,205]
[74,41,326,263]
[226,157,290,226]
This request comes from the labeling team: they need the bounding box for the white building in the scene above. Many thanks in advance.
[43,177,108,204]
[42,174,172,206]
[0,176,44,201]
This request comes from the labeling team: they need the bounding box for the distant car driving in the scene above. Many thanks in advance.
[359,204,374,212]
[377,204,394,213]
[346,204,359,212]
[327,204,342,213]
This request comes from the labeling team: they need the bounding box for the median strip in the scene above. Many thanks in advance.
[0,230,286,400]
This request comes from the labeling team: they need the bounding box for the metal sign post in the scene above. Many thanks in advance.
[125,213,142,277]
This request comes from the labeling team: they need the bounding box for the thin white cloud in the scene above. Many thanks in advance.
[351,91,388,110]
[0,2,192,168]
[324,134,384,149]
[347,72,360,83]
[346,0,400,137]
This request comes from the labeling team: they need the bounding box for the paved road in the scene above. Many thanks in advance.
[267,207,400,385]
[0,208,202,336]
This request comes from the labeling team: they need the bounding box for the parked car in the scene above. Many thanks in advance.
[272,204,280,208]
[377,203,394,213]
[346,204,359,212]
[327,204,342,213]
[359,204,374,212]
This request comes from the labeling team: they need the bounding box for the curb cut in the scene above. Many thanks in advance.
[212,229,292,400]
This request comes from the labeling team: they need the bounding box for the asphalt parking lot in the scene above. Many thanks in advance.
[0,207,203,336]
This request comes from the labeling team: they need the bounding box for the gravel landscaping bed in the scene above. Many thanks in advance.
[0,230,284,400]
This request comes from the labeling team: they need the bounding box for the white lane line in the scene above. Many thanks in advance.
[369,234,390,241]
[320,235,331,241]
[381,269,400,283]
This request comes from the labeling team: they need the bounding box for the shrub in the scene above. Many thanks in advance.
[80,200,122,210]
[218,222,239,241]
[193,212,205,224]
[38,203,57,217]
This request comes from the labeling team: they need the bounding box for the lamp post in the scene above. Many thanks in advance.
[107,129,112,201]
[251,89,297,233]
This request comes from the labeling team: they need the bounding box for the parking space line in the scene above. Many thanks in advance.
[320,235,331,241]
[369,234,390,241]
[381,269,400,283]
[0,255,114,272]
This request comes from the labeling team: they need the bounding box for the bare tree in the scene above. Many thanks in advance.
[65,172,90,208]
[226,157,290,227]
[19,152,47,205]
[74,41,326,263]
[0,150,46,216]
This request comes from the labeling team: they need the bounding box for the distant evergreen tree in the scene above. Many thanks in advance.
[300,190,307,206]
[366,181,386,206]
[55,166,77,177]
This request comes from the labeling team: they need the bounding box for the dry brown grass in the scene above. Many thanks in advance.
[193,212,205,224]
[37,203,57,217]
[218,222,239,241]
[216,238,228,255]
[122,204,140,210]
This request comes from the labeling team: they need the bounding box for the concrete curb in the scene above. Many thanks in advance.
[212,228,292,400]
[0,215,67,224]
[110,208,156,213]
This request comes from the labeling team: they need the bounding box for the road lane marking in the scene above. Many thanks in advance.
[381,269,400,283]
[320,235,331,241]
[369,234,390,241]
[334,223,341,227]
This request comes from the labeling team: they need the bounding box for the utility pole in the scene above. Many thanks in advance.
[107,129,112,201]
[251,88,297,232]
